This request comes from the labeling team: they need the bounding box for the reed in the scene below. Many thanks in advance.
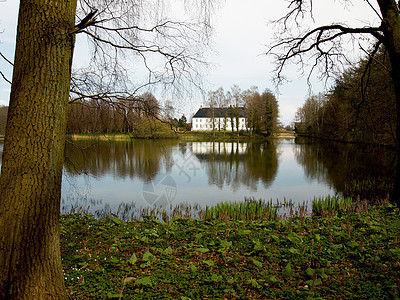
[203,198,279,221]
[61,196,309,221]
[312,195,353,216]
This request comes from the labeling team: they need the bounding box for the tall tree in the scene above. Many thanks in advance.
[207,90,217,135]
[268,0,400,203]
[269,0,400,149]
[295,51,397,145]
[231,85,241,136]
[0,2,76,298]
[178,114,188,130]
[261,90,278,136]
[215,87,226,131]
[0,106,8,135]
[0,0,215,298]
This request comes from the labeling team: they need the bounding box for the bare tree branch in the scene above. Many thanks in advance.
[0,71,11,84]
[0,51,13,66]
[268,21,384,86]
[71,9,98,34]
[69,0,214,113]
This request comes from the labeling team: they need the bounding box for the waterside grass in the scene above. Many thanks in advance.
[65,195,374,222]
[63,197,307,222]
[312,195,353,216]
[204,199,279,221]
[61,198,400,299]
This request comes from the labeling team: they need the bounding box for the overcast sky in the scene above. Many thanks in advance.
[0,0,379,125]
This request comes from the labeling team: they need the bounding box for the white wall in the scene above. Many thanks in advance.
[192,117,247,131]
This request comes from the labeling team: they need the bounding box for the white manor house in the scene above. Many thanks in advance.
[192,106,248,131]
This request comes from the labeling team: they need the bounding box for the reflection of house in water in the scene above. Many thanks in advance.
[187,141,278,191]
[191,142,247,155]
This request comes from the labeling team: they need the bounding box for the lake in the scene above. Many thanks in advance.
[0,137,396,218]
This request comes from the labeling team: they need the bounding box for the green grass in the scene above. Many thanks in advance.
[66,130,278,142]
[203,198,279,221]
[178,130,269,141]
[61,202,400,299]
[312,195,353,216]
[63,198,306,222]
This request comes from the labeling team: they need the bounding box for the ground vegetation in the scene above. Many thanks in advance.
[60,201,400,299]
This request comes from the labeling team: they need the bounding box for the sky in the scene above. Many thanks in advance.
[0,0,379,125]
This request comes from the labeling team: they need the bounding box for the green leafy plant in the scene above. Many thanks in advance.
[60,202,400,299]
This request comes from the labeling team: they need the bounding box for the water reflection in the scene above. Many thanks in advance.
[64,139,178,182]
[0,141,3,165]
[192,141,278,191]
[294,138,396,201]
[0,138,394,217]
[60,139,285,214]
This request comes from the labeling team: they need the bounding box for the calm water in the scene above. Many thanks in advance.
[0,138,396,216]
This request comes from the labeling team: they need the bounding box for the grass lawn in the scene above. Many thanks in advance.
[61,204,400,299]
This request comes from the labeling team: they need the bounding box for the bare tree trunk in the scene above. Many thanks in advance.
[0,1,76,298]
[377,0,400,205]
[390,61,400,206]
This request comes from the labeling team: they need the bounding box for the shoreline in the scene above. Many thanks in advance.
[67,131,296,141]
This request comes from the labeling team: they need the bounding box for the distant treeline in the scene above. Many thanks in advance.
[0,106,8,135]
[295,48,396,146]
[0,93,173,138]
[0,87,280,138]
[206,86,279,136]
[67,92,176,138]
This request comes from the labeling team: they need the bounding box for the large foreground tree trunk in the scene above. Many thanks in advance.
[377,0,400,205]
[0,1,76,298]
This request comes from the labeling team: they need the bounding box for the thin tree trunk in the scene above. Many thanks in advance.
[0,1,77,298]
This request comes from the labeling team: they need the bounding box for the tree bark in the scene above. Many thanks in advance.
[377,0,400,205]
[0,1,77,298]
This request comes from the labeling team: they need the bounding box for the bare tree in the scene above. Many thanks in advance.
[267,0,400,202]
[0,0,216,298]
[69,0,217,110]
[207,90,217,136]
[268,1,400,147]
[215,87,225,131]
[231,85,241,136]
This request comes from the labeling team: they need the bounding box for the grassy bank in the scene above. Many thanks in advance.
[61,202,399,299]
[68,131,257,141]
[67,130,295,142]
[68,133,133,140]
[68,132,180,140]
[178,130,292,141]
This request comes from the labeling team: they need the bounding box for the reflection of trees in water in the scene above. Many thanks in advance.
[193,141,279,191]
[0,142,3,166]
[64,139,178,181]
[294,140,329,183]
[294,138,396,200]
